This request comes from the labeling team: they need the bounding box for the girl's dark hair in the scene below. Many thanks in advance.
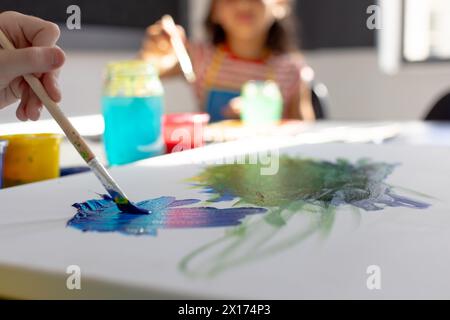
[204,0,300,54]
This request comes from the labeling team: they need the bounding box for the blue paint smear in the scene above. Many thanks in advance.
[328,187,431,211]
[68,195,267,236]
[194,185,236,203]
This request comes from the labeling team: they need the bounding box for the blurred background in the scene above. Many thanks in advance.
[1,0,449,123]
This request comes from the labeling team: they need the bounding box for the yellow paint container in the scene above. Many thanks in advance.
[0,134,62,188]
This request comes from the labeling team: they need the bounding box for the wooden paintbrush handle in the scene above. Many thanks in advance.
[0,29,95,163]
[23,75,96,162]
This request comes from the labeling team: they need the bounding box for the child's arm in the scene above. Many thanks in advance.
[139,20,188,78]
[285,64,316,121]
[284,89,302,119]
[285,84,316,121]
[299,81,316,121]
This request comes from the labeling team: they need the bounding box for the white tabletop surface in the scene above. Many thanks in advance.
[1,117,449,168]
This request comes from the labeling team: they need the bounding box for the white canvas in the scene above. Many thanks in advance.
[0,141,449,299]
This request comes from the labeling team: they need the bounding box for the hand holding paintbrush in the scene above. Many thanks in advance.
[140,15,196,83]
[0,12,65,120]
[0,14,148,214]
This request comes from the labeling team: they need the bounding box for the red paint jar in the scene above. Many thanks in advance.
[163,113,210,153]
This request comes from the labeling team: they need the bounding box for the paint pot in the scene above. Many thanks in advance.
[0,140,8,188]
[0,134,62,188]
[241,80,283,126]
[102,60,164,166]
[163,113,210,153]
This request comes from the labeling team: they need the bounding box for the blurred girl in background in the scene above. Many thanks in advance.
[140,0,314,122]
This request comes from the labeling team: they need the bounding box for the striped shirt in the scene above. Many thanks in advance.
[190,43,304,115]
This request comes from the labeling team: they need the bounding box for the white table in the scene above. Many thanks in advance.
[1,117,449,168]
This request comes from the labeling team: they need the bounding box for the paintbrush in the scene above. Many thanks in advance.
[0,29,148,214]
[161,15,196,83]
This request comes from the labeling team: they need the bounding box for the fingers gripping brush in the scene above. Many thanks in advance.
[0,29,149,214]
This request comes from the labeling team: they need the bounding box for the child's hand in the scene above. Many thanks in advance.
[139,19,186,75]
[0,11,65,121]
[222,97,243,119]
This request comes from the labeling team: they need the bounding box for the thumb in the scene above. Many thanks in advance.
[0,46,65,79]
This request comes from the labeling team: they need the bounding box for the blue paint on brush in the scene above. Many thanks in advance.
[105,189,150,215]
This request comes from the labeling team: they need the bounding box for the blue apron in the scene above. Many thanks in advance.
[202,46,275,123]
[205,89,240,123]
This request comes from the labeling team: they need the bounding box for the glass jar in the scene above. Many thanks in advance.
[241,80,283,126]
[102,60,165,166]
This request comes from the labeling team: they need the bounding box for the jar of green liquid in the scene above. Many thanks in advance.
[102,60,164,166]
[241,80,283,125]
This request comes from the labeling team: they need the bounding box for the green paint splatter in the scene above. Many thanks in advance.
[179,156,431,278]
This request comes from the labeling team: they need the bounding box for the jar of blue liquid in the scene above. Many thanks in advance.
[102,60,164,166]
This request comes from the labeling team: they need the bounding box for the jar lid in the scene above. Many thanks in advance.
[0,134,62,146]
[106,60,158,77]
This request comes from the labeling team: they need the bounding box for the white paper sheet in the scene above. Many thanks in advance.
[0,142,449,299]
